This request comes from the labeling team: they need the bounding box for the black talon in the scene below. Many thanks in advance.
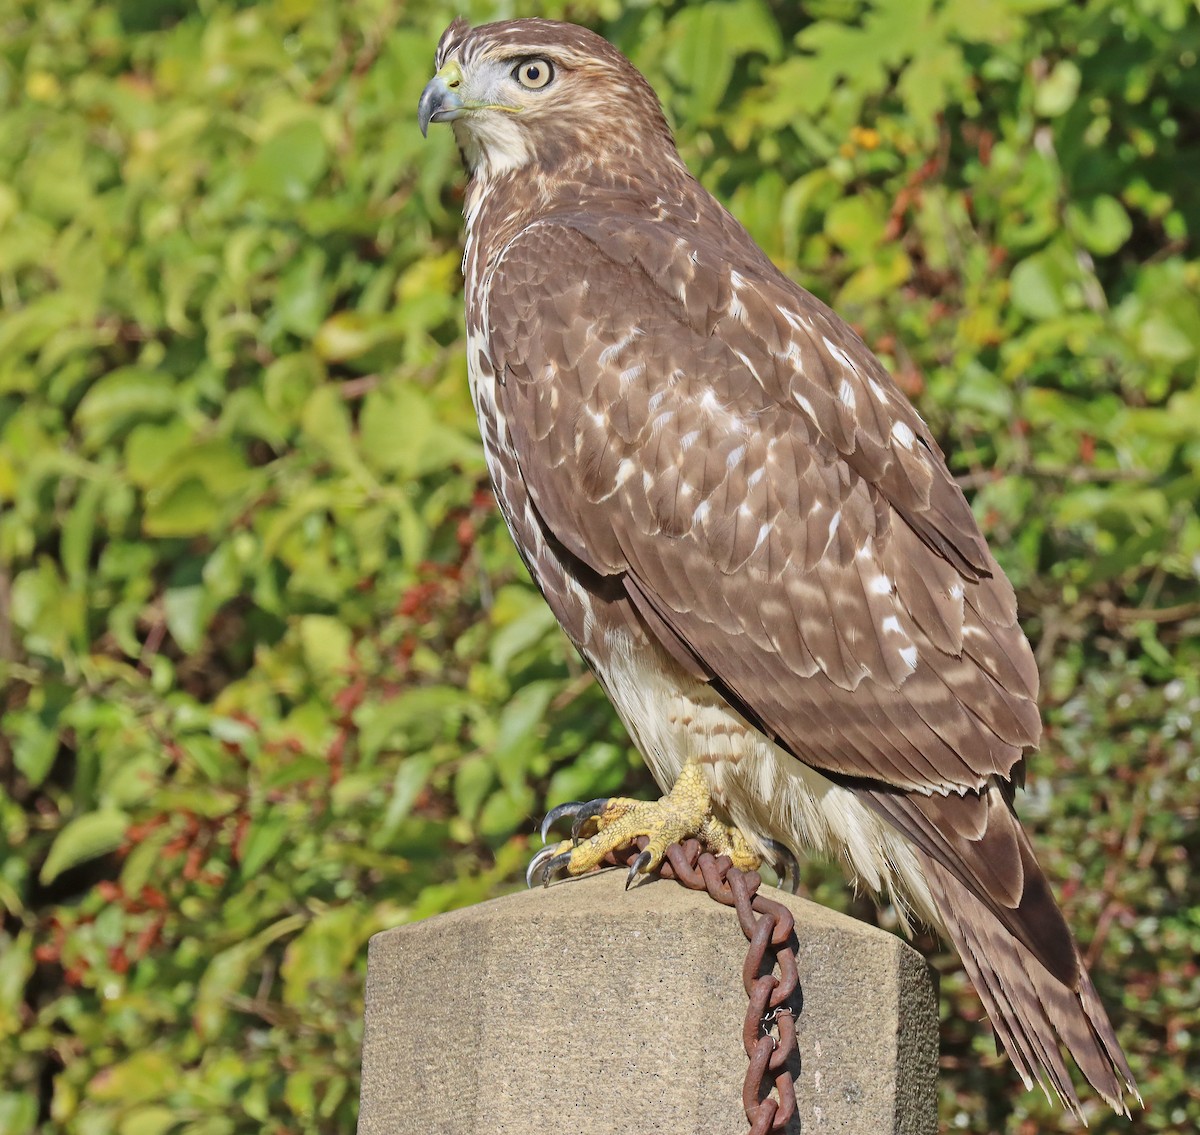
[625,849,653,890]
[540,797,611,844]
[540,801,585,843]
[540,850,574,886]
[525,845,575,888]
[569,798,609,841]
[762,838,801,894]
[525,845,556,888]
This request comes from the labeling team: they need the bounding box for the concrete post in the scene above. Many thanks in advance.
[358,868,938,1135]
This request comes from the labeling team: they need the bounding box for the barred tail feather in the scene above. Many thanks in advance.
[921,852,1139,1122]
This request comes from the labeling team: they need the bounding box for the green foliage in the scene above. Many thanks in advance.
[1,1,1196,1132]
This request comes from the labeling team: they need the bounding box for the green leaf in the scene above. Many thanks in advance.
[10,711,60,790]
[164,580,207,653]
[1066,195,1132,256]
[824,194,886,254]
[299,385,365,475]
[245,119,330,203]
[280,906,366,1007]
[359,383,482,479]
[374,754,436,846]
[546,743,626,808]
[143,478,221,538]
[492,680,558,794]
[477,783,535,839]
[88,1051,176,1105]
[1010,249,1070,320]
[453,754,494,824]
[39,810,129,884]
[1137,311,1196,363]
[119,1106,179,1135]
[298,614,353,678]
[666,8,732,118]
[1034,58,1080,117]
[356,686,473,761]
[489,600,559,672]
[124,419,193,488]
[194,914,306,1040]
[75,369,177,449]
[0,1092,36,1135]
[238,812,289,878]
[60,478,105,588]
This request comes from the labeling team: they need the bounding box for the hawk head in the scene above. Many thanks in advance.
[418,18,677,180]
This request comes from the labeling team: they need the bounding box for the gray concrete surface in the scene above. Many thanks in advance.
[357,868,938,1134]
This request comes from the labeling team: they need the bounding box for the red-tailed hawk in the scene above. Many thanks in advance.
[419,17,1137,1119]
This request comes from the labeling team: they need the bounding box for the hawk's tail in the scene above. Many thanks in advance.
[921,852,1139,1121]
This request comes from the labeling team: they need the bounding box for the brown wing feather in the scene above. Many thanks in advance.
[924,854,1137,1117]
[861,783,1078,985]
[487,216,1039,792]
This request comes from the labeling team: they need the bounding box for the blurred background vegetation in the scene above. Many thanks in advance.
[1,0,1197,1131]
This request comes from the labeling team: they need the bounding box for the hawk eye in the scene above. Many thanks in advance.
[513,58,554,89]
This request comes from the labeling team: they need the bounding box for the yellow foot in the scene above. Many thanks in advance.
[527,763,763,889]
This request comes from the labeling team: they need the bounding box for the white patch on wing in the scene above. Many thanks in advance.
[870,574,893,595]
[899,644,919,670]
[779,340,804,367]
[868,377,889,403]
[782,308,814,335]
[599,329,641,366]
[839,378,856,410]
[891,421,916,450]
[823,335,859,374]
[732,349,761,382]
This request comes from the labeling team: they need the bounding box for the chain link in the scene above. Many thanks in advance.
[605,837,800,1133]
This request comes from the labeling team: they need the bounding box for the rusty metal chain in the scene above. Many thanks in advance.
[606,837,800,1134]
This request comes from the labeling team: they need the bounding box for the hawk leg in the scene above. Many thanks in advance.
[527,762,761,888]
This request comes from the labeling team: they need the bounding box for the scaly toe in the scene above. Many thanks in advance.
[539,796,639,843]
[524,765,767,891]
[697,816,761,871]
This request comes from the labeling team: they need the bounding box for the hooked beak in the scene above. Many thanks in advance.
[418,65,465,137]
